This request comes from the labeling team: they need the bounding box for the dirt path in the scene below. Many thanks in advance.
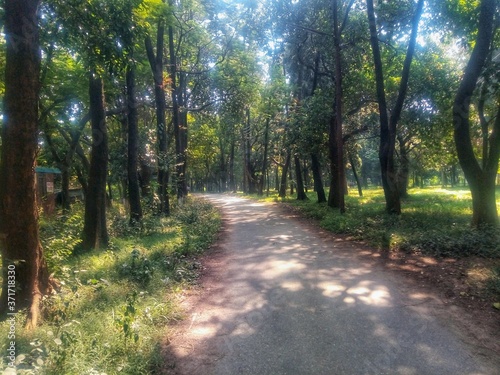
[163,195,499,375]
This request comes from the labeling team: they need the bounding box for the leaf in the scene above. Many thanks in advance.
[54,338,63,345]
[493,302,500,310]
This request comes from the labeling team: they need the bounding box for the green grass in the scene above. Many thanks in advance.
[0,197,221,374]
[245,187,500,259]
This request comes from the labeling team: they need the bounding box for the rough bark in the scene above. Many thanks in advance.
[81,73,109,251]
[453,0,498,227]
[0,0,50,328]
[126,65,143,224]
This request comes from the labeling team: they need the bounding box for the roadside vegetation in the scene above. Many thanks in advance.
[0,197,221,374]
[244,187,500,302]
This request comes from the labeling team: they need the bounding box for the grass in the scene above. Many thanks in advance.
[0,196,221,374]
[253,187,500,258]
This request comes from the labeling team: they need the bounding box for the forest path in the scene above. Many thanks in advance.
[164,194,497,375]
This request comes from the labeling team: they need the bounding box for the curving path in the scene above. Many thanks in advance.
[165,195,498,375]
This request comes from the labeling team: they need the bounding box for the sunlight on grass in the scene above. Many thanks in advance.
[271,187,500,259]
[0,197,221,374]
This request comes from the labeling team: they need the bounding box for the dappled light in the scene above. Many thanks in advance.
[165,196,496,374]
[1,0,499,372]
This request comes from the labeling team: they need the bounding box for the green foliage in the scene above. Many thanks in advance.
[174,198,222,254]
[0,197,221,374]
[115,291,140,346]
[119,249,154,285]
[40,204,84,274]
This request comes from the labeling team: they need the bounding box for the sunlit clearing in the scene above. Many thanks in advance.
[435,188,471,199]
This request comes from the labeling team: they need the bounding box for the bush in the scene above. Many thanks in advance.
[40,204,84,274]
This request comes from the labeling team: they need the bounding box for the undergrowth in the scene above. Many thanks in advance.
[279,188,500,259]
[0,196,221,374]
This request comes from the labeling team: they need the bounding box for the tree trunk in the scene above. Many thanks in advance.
[453,0,498,227]
[81,73,109,251]
[279,152,291,198]
[219,138,227,192]
[139,160,152,197]
[258,117,271,196]
[178,73,189,199]
[229,136,236,192]
[311,153,327,203]
[294,155,308,200]
[243,108,257,194]
[397,135,410,198]
[0,0,50,328]
[167,9,185,203]
[126,65,143,224]
[349,153,363,197]
[146,21,170,215]
[366,0,423,214]
[328,0,346,213]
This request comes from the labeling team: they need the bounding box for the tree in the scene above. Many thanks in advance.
[328,0,356,212]
[453,0,499,227]
[0,0,50,328]
[126,64,143,224]
[366,0,424,214]
[50,0,145,250]
[81,73,109,250]
[145,12,170,215]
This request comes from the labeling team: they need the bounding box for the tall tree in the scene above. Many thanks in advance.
[366,0,424,214]
[0,0,50,328]
[81,73,109,250]
[126,63,143,224]
[328,0,355,212]
[145,16,170,215]
[453,0,499,227]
